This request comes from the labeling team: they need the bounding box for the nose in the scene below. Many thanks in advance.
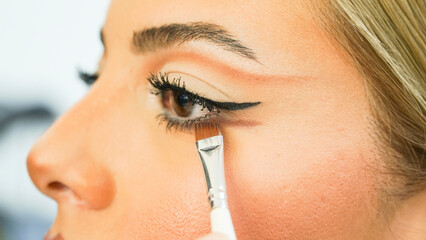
[27,96,116,210]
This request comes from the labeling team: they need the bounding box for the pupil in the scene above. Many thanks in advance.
[177,93,189,106]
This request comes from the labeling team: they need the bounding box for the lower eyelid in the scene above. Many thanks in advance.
[157,112,219,131]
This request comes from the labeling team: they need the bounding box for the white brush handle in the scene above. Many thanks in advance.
[210,207,237,240]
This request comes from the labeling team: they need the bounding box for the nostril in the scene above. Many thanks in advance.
[48,181,69,191]
[46,181,86,206]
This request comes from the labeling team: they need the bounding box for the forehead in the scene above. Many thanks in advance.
[106,0,308,25]
[103,0,323,73]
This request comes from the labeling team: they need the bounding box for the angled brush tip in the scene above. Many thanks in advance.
[195,123,220,141]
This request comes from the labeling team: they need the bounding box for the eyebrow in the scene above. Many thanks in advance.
[130,22,257,61]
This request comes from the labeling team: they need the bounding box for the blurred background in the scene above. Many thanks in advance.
[0,1,110,239]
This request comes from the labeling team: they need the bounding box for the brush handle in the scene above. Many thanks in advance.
[210,207,237,240]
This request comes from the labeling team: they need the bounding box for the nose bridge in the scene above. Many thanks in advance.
[27,88,116,210]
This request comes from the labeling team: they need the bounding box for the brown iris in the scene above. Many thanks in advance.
[162,90,194,117]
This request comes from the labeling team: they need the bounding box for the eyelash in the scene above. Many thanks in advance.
[78,70,99,85]
[147,72,221,130]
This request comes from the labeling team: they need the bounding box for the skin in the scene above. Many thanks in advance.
[27,0,420,239]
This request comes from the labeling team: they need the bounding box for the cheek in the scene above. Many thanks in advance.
[105,113,213,239]
[116,168,211,239]
[224,128,380,239]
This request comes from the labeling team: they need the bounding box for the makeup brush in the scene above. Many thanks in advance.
[195,123,237,240]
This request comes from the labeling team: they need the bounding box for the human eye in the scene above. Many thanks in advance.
[147,72,260,131]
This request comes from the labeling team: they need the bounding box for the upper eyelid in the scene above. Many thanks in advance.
[148,73,219,112]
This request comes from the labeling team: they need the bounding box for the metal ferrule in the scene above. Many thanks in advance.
[196,135,228,209]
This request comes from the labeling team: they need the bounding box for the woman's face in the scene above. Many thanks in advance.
[28,0,386,239]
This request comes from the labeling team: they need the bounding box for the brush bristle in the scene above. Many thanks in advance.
[195,123,220,141]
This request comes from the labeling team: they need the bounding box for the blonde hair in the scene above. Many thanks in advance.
[318,0,425,198]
